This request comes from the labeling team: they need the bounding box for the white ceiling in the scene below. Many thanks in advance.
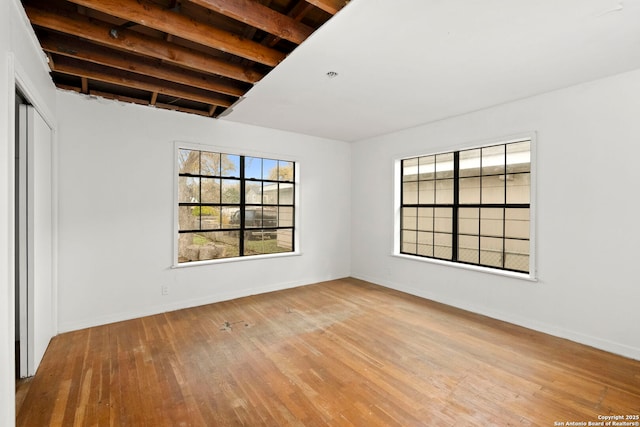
[222,0,640,142]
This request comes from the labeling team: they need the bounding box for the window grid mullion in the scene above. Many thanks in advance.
[178,149,295,263]
[239,156,246,257]
[478,149,483,261]
[400,140,530,273]
[452,152,459,262]
[502,148,507,269]
[198,152,203,232]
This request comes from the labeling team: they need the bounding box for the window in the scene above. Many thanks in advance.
[400,139,531,274]
[177,147,295,264]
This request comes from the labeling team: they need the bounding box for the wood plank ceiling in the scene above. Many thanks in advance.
[22,0,348,117]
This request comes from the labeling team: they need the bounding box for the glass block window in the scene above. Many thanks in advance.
[400,140,531,273]
[177,148,295,263]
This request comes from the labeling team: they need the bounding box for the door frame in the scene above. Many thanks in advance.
[10,55,59,379]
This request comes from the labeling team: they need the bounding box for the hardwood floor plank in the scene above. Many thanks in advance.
[16,278,640,426]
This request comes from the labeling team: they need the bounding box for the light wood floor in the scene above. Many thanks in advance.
[17,278,640,426]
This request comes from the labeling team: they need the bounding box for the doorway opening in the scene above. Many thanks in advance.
[14,89,55,382]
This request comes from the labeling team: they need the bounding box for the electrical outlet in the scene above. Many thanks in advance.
[161,285,169,296]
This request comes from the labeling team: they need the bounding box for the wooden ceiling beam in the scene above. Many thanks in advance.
[155,102,211,117]
[289,2,317,22]
[89,89,149,106]
[51,56,235,108]
[45,52,55,69]
[25,6,264,84]
[57,83,81,93]
[305,0,348,15]
[39,33,246,97]
[188,0,313,44]
[57,86,209,118]
[64,0,286,66]
[263,1,314,47]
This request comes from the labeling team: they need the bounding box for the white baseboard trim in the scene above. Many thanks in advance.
[57,279,314,333]
[351,272,640,361]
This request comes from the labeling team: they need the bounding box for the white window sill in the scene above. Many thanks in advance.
[172,250,302,268]
[392,253,537,282]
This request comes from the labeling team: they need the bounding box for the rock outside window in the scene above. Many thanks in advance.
[177,148,295,264]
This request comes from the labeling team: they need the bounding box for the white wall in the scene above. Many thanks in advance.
[1,0,57,425]
[0,2,12,421]
[351,68,640,360]
[0,0,12,419]
[56,91,351,332]
[2,10,638,427]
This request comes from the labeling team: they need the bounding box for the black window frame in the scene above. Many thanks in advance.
[400,139,531,274]
[176,147,296,264]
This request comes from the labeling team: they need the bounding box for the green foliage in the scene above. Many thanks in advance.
[192,234,210,245]
[191,206,218,216]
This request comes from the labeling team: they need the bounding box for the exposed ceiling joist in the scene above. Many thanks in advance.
[39,32,247,97]
[22,0,349,118]
[262,1,314,47]
[92,89,212,118]
[156,101,212,117]
[305,0,347,15]
[64,0,287,66]
[189,0,314,44]
[25,5,264,83]
[52,56,235,108]
[90,89,149,106]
